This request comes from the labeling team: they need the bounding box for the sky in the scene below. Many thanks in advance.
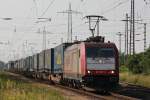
[0,0,150,62]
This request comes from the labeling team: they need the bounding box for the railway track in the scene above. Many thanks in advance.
[54,84,139,100]
[115,82,150,100]
[38,79,150,100]
[5,72,140,100]
[120,82,150,93]
[39,79,139,100]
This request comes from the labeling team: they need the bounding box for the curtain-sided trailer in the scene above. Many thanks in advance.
[53,43,72,74]
[8,61,15,72]
[33,54,39,73]
[35,49,54,79]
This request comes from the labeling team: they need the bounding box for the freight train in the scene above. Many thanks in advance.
[7,36,119,91]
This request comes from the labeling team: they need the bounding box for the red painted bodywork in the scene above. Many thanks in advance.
[80,43,86,75]
[86,70,118,76]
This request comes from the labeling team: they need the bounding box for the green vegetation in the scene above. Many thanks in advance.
[120,72,150,88]
[119,47,150,88]
[0,72,65,100]
[119,65,129,73]
[120,47,150,74]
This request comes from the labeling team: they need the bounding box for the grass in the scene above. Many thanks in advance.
[119,65,129,73]
[0,72,65,100]
[120,72,150,88]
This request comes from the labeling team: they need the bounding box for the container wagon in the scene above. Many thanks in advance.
[33,53,39,78]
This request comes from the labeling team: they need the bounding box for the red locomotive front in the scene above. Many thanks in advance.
[81,42,119,90]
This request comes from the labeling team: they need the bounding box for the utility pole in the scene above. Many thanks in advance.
[35,18,51,51]
[58,3,81,43]
[22,43,25,57]
[126,14,129,57]
[43,26,46,50]
[144,23,147,51]
[123,14,127,64]
[133,0,135,55]
[130,0,135,55]
[117,32,123,53]
[117,32,123,66]
[122,13,130,57]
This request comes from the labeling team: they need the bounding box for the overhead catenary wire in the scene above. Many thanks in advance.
[14,0,55,56]
[144,0,150,5]
[32,0,38,17]
[40,0,56,17]
[101,0,129,15]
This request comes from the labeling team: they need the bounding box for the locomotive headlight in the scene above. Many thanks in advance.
[88,70,91,74]
[99,59,102,63]
[111,70,115,74]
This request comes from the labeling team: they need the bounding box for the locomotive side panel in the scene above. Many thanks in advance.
[64,44,82,80]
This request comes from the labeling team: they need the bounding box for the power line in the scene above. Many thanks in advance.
[40,0,56,17]
[102,0,129,15]
[144,0,150,5]
[76,0,85,11]
[32,0,38,17]
[57,3,82,43]
[130,0,135,55]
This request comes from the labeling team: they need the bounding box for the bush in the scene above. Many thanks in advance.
[119,66,129,72]
[140,56,150,74]
[126,47,150,74]
[127,54,144,74]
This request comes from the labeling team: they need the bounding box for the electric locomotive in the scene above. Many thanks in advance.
[63,36,119,91]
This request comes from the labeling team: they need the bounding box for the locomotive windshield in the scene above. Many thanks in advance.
[86,47,115,70]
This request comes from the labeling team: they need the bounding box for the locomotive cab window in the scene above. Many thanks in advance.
[86,47,115,70]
